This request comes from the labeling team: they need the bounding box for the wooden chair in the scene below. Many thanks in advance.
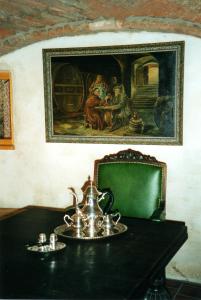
[94,148,171,299]
[94,148,166,220]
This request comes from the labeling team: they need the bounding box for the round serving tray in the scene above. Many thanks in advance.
[54,223,127,240]
[27,242,66,254]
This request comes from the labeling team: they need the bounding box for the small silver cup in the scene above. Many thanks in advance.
[38,233,47,244]
[49,233,58,250]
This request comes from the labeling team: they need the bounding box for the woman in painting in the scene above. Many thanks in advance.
[89,74,109,101]
[84,88,104,130]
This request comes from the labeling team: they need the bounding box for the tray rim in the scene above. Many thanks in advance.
[54,222,128,241]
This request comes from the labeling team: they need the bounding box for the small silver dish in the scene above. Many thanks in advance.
[27,242,66,254]
[26,233,66,258]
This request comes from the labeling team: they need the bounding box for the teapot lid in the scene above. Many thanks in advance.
[82,176,99,197]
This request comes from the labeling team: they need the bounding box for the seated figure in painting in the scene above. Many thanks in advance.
[154,95,174,136]
[89,77,132,131]
[112,83,126,105]
[109,84,132,131]
[84,88,105,130]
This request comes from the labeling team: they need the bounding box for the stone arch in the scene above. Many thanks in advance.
[0,0,201,56]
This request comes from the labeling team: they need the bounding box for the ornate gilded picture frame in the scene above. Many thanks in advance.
[43,41,184,145]
[0,71,14,150]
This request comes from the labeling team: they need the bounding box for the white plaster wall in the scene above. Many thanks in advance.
[0,32,201,283]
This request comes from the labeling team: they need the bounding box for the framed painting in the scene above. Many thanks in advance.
[43,41,184,145]
[0,71,14,150]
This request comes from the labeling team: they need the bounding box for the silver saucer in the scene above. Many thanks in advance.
[27,242,66,253]
[54,222,127,240]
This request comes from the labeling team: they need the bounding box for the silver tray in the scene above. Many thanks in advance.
[27,242,66,253]
[54,223,127,240]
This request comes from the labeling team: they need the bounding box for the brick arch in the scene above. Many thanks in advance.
[0,0,201,56]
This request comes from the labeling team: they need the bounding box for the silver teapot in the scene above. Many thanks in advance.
[64,176,114,238]
[81,177,113,237]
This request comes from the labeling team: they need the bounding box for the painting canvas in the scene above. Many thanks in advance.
[0,71,14,150]
[43,41,184,145]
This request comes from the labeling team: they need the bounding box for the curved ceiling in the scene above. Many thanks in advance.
[0,0,201,56]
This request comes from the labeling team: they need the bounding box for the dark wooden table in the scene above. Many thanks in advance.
[0,206,187,299]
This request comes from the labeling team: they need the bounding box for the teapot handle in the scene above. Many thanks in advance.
[98,188,114,215]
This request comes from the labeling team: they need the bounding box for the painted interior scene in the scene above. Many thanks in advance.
[0,79,11,139]
[51,51,176,138]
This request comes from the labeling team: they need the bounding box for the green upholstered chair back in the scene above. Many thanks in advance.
[94,149,167,220]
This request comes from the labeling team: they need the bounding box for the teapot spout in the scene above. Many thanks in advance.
[68,187,82,215]
[68,187,78,206]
